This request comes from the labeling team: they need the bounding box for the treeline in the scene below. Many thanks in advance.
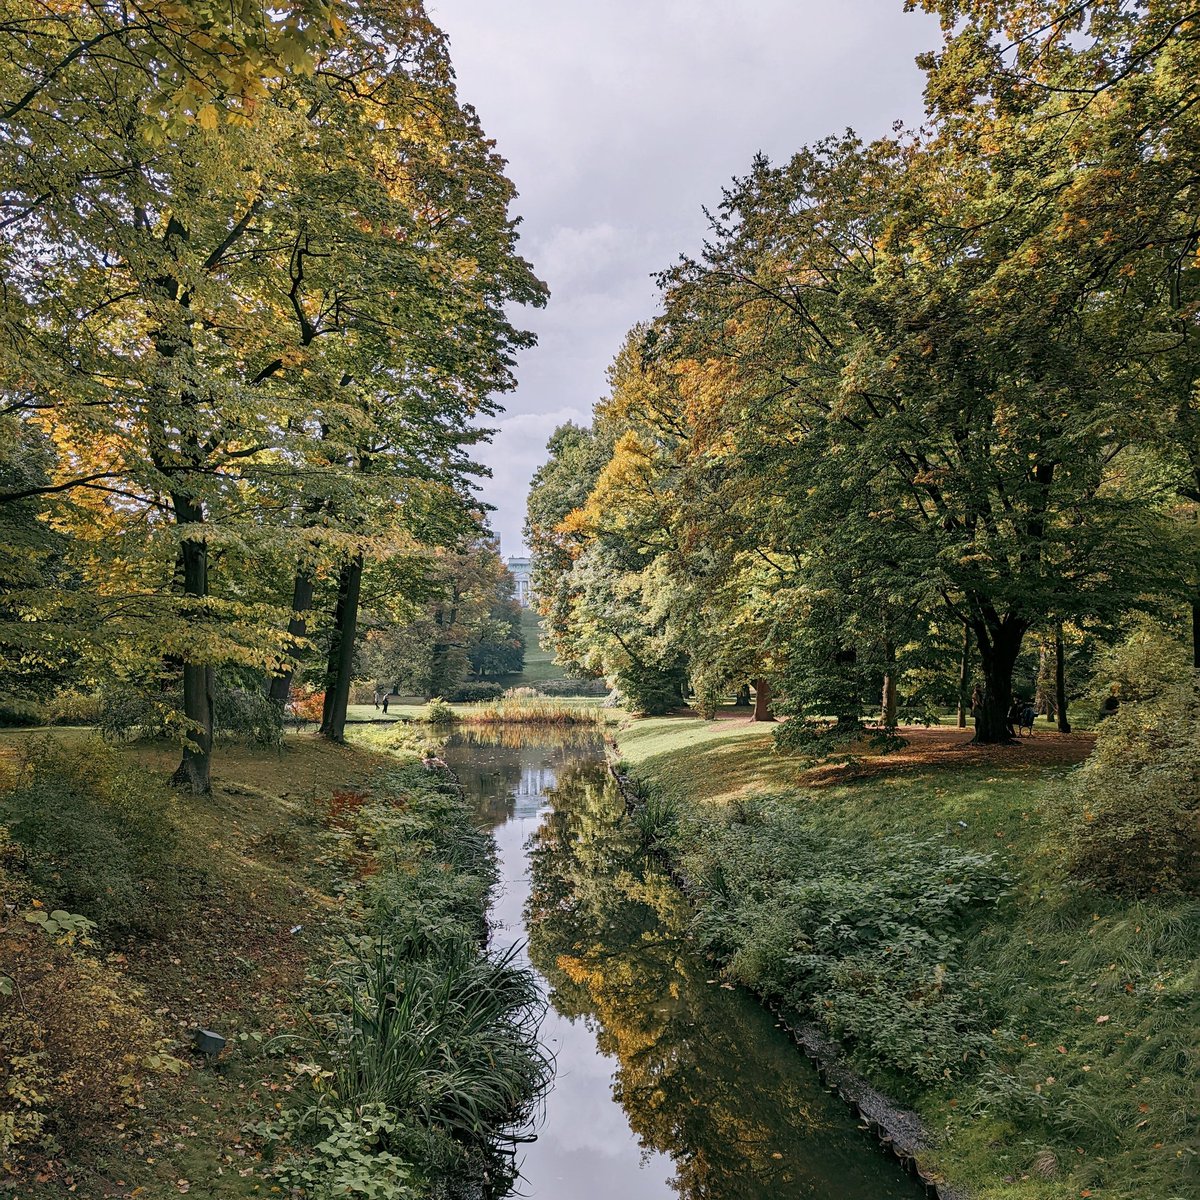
[0,1,542,789]
[528,0,1198,743]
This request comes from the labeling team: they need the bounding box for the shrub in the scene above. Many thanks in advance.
[682,800,1009,1086]
[0,919,176,1166]
[42,691,104,726]
[0,699,42,727]
[100,677,282,746]
[289,685,326,724]
[0,739,186,935]
[1069,677,1200,896]
[533,678,608,697]
[614,661,683,716]
[450,682,504,703]
[423,697,456,725]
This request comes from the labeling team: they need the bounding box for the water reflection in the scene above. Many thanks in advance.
[445,733,924,1200]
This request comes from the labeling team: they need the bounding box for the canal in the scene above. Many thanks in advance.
[443,729,928,1200]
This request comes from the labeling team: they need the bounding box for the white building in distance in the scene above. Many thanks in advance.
[506,556,534,607]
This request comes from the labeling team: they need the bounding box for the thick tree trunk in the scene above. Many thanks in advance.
[956,622,971,729]
[752,678,774,722]
[971,617,1026,745]
[1054,620,1072,733]
[734,683,751,707]
[268,570,315,704]
[319,555,363,743]
[169,497,213,794]
[881,640,898,729]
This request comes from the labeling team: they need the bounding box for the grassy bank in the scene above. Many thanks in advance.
[617,716,1197,1200]
[0,729,546,1198]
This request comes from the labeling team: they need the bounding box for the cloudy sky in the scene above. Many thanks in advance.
[428,1,943,556]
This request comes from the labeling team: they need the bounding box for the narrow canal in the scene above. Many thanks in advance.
[444,729,928,1200]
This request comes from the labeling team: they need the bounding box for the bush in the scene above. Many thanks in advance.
[533,678,608,697]
[0,918,178,1167]
[0,739,186,935]
[0,699,42,727]
[450,682,504,703]
[289,685,326,724]
[1069,676,1200,896]
[100,677,282,746]
[423,697,456,725]
[614,661,683,716]
[43,691,104,726]
[682,799,1009,1086]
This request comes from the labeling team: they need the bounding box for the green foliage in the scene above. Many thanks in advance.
[43,691,105,726]
[681,798,1010,1087]
[1069,676,1200,896]
[0,739,186,935]
[99,676,283,747]
[268,1104,418,1200]
[0,700,42,727]
[615,659,685,717]
[422,697,456,725]
[449,681,504,703]
[265,761,550,1198]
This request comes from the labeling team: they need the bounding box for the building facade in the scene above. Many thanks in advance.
[506,556,534,607]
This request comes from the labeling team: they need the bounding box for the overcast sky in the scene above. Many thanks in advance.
[428,0,942,556]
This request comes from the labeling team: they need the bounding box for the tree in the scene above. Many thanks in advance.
[1,1,544,782]
[358,538,523,700]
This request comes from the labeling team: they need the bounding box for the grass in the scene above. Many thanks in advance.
[509,607,567,685]
[616,714,1199,1200]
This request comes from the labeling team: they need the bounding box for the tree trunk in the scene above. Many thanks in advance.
[1193,595,1200,671]
[1034,636,1055,718]
[752,678,774,722]
[956,622,971,729]
[1054,620,1072,733]
[881,640,898,729]
[268,570,315,704]
[169,497,213,794]
[319,555,363,742]
[971,617,1026,745]
[734,683,751,707]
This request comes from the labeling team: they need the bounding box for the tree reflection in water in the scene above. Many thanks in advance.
[526,760,923,1200]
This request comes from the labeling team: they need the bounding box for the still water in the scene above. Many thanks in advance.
[444,730,926,1200]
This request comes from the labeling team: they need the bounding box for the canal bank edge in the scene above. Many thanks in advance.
[606,758,969,1200]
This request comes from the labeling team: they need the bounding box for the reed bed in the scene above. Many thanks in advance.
[457,694,608,726]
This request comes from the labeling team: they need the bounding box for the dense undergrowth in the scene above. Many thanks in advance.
[619,711,1198,1200]
[261,760,551,1199]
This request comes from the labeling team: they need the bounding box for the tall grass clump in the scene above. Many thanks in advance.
[264,761,551,1198]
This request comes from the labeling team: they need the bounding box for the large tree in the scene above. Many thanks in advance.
[1,1,544,784]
